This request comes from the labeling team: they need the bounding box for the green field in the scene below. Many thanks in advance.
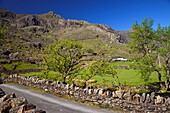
[1,62,38,70]
[22,68,164,87]
[1,61,165,87]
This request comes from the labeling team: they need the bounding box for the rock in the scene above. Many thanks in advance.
[141,93,146,103]
[165,97,170,105]
[0,88,5,98]
[133,94,140,103]
[93,88,99,95]
[145,94,151,103]
[98,89,103,96]
[51,81,57,86]
[88,89,93,95]
[0,97,15,113]
[106,91,111,97]
[150,92,155,103]
[123,91,132,101]
[0,88,45,113]
[112,91,118,98]
[11,97,28,108]
[23,103,36,111]
[16,15,42,28]
[65,84,70,90]
[155,95,164,104]
[0,93,16,103]
[9,105,21,113]
[115,90,124,99]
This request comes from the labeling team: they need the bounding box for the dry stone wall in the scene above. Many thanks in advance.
[0,87,46,113]
[3,74,170,112]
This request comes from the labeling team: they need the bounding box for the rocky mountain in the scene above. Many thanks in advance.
[0,8,132,62]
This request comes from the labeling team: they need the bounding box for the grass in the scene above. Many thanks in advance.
[111,61,134,66]
[21,68,165,87]
[1,62,39,70]
[2,61,165,88]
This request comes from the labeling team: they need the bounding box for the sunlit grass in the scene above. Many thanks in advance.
[1,62,38,70]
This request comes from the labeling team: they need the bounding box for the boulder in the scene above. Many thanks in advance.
[11,97,28,108]
[0,93,16,103]
[0,98,13,113]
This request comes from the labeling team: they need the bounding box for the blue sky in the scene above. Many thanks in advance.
[0,0,170,30]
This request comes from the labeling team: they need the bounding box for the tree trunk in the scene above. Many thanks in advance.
[63,76,67,84]
[165,77,170,91]
[155,70,162,89]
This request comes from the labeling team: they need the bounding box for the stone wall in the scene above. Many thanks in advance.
[3,74,170,112]
[0,87,46,113]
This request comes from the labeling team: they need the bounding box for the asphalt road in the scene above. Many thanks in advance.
[0,84,118,113]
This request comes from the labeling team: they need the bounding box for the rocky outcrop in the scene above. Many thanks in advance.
[0,8,16,20]
[116,29,133,43]
[0,88,46,113]
[16,15,42,28]
[3,74,170,112]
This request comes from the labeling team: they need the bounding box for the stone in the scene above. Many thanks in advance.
[69,84,75,90]
[106,91,111,97]
[123,91,132,101]
[88,89,93,95]
[0,98,13,113]
[115,90,124,99]
[133,94,141,103]
[23,103,36,111]
[9,106,21,113]
[98,89,103,96]
[101,92,106,98]
[145,94,151,103]
[0,93,16,103]
[141,93,146,103]
[11,97,28,108]
[150,92,155,103]
[165,97,170,105]
[65,84,70,90]
[93,89,99,95]
[156,95,164,104]
[51,81,57,86]
[112,91,118,98]
[74,86,80,91]
[0,88,5,98]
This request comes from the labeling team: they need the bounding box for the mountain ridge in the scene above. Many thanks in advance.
[0,8,132,62]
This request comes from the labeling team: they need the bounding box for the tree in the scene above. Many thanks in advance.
[155,25,170,91]
[81,60,119,88]
[130,18,170,91]
[43,40,84,83]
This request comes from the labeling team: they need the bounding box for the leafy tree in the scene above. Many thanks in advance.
[155,25,170,90]
[43,40,84,83]
[81,61,119,88]
[130,18,170,91]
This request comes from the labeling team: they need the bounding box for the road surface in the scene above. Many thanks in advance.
[0,84,118,113]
